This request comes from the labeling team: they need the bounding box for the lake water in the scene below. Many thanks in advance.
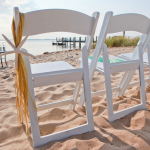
[0,39,85,61]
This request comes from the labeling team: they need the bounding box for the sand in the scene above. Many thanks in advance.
[0,46,150,150]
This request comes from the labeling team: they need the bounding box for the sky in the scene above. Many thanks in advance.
[0,0,150,39]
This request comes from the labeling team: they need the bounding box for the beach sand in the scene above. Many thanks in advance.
[0,46,150,150]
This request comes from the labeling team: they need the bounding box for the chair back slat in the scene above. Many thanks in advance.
[14,7,99,57]
[107,14,150,34]
[22,9,97,36]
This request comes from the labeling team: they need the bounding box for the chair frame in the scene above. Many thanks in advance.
[2,45,7,66]
[0,47,3,67]
[22,46,94,147]
[116,35,150,96]
[101,42,146,122]
[118,42,150,87]
[13,7,99,147]
[0,44,7,67]
[77,12,148,122]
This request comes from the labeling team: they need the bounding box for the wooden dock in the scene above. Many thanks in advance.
[52,36,97,46]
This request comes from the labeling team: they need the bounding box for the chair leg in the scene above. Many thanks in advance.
[71,81,81,110]
[115,70,135,96]
[74,58,86,107]
[103,44,114,122]
[147,43,150,86]
[78,89,85,106]
[1,57,3,67]
[82,45,94,131]
[5,55,7,66]
[83,75,94,131]
[104,71,114,122]
[138,43,146,108]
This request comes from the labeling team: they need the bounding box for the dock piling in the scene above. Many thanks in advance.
[79,37,81,48]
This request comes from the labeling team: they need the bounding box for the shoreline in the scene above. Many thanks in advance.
[3,46,136,68]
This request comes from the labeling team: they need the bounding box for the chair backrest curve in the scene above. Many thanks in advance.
[106,13,150,59]
[107,13,150,34]
[13,7,99,56]
[13,8,99,36]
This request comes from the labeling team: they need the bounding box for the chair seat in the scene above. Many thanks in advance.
[31,61,75,76]
[88,55,127,70]
[118,52,149,66]
[80,55,140,74]
[80,55,126,70]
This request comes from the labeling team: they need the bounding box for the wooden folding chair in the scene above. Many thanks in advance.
[78,12,149,122]
[12,7,99,147]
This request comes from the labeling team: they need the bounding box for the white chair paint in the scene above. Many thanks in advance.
[78,12,148,122]
[13,7,99,147]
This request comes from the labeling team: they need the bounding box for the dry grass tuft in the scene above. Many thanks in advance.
[92,36,140,49]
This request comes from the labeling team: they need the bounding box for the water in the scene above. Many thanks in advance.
[0,39,85,61]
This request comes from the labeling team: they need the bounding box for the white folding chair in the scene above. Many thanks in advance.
[12,7,99,147]
[78,12,148,122]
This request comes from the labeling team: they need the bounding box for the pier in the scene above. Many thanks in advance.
[52,36,97,47]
